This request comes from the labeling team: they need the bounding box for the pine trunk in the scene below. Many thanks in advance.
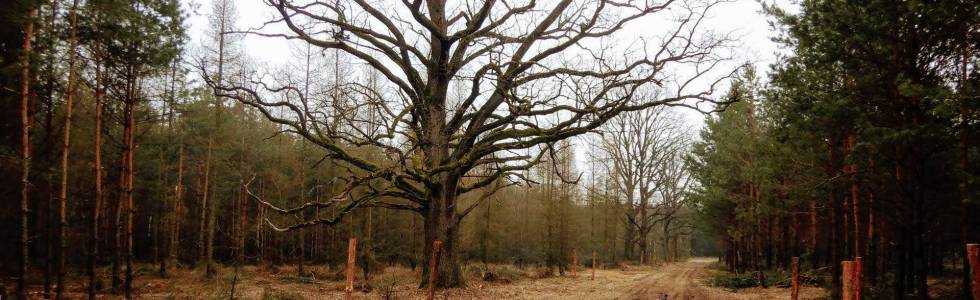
[848,132,861,260]
[55,1,80,297]
[18,7,36,299]
[88,43,104,300]
[123,70,139,300]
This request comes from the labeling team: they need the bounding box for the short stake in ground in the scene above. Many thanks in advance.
[791,257,799,300]
[841,261,854,300]
[345,238,357,300]
[968,244,979,299]
[854,257,862,300]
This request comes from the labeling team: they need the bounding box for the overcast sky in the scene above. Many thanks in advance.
[185,0,795,84]
[185,0,796,115]
[182,0,799,170]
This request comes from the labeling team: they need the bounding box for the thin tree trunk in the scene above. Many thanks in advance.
[159,60,177,278]
[55,1,80,297]
[41,1,59,294]
[298,147,306,277]
[959,51,973,300]
[171,144,183,268]
[88,42,104,300]
[809,198,818,268]
[256,183,263,265]
[123,70,140,300]
[202,3,226,276]
[18,7,37,299]
[113,145,125,291]
[866,156,877,286]
[206,159,216,278]
[828,139,841,288]
[848,132,861,260]
[199,142,210,270]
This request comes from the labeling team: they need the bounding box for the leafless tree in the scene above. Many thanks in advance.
[597,101,688,262]
[216,0,735,287]
[654,144,694,261]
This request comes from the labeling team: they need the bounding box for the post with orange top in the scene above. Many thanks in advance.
[345,238,357,300]
[841,261,854,300]
[427,240,443,300]
[968,244,979,299]
[591,250,596,280]
[791,257,799,300]
[854,257,863,300]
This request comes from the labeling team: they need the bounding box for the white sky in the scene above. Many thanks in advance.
[183,0,799,175]
[185,0,796,121]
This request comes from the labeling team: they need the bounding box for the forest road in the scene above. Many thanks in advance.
[617,258,714,300]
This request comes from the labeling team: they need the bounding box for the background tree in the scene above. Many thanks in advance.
[598,101,688,262]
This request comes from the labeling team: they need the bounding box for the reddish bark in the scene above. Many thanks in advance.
[55,1,80,298]
[968,244,979,299]
[842,261,854,300]
[345,238,357,300]
[791,257,800,300]
[18,7,37,300]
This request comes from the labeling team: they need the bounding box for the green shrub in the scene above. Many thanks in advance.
[763,270,791,288]
[705,261,727,271]
[709,271,759,290]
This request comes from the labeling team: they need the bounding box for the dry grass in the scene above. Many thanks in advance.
[703,285,829,300]
[18,260,829,299]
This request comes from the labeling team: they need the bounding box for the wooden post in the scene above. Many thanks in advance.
[427,240,443,300]
[968,244,979,299]
[842,261,854,300]
[345,238,357,300]
[854,257,862,300]
[791,257,799,300]
[591,250,596,280]
[571,248,578,276]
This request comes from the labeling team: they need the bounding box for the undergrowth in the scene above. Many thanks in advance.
[261,288,305,300]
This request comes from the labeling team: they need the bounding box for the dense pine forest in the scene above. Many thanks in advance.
[0,0,977,299]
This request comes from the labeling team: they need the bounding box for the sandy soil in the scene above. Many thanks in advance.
[618,258,713,300]
[619,258,828,300]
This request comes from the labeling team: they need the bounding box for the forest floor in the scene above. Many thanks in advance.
[20,258,828,299]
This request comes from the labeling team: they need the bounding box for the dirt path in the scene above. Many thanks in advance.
[617,258,831,300]
[617,258,714,300]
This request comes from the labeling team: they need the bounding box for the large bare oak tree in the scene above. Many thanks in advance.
[210,0,734,287]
